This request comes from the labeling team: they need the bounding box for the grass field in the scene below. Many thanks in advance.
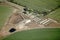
[3,28,60,40]
[46,8,60,22]
[0,5,13,30]
[12,0,59,12]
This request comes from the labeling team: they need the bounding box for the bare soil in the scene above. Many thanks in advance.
[46,22,60,27]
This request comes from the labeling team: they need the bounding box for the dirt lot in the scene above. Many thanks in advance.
[46,22,60,27]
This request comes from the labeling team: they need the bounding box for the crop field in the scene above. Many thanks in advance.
[46,8,60,22]
[12,0,59,12]
[0,5,13,30]
[3,28,60,40]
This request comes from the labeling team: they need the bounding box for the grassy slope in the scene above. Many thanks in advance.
[46,8,60,22]
[3,28,60,40]
[13,0,59,12]
[0,5,13,30]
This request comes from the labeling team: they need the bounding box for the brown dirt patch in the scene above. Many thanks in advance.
[46,22,60,27]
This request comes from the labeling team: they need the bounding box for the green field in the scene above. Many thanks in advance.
[0,5,13,30]
[46,8,60,22]
[3,28,60,40]
[12,0,59,12]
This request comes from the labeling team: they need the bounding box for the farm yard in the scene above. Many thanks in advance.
[9,0,60,22]
[0,0,60,40]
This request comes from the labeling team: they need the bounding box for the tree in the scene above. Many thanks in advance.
[41,11,48,16]
[8,0,14,2]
